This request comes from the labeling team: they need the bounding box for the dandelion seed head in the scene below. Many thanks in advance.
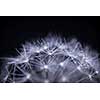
[1,34,100,83]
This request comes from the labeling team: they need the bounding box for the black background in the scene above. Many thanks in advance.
[0,16,100,57]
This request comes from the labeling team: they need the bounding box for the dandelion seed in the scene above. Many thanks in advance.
[1,34,100,83]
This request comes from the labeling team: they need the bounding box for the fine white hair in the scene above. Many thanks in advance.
[1,34,100,83]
